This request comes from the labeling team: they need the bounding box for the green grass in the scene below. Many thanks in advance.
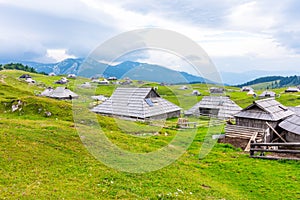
[0,70,300,199]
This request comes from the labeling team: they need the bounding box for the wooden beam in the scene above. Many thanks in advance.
[245,132,259,152]
[251,142,300,147]
[266,122,287,143]
[250,156,300,161]
[271,132,286,143]
[250,148,300,154]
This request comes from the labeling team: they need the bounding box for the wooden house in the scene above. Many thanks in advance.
[185,96,242,119]
[234,98,294,129]
[67,74,77,79]
[241,86,253,92]
[91,87,181,120]
[278,115,300,142]
[209,87,225,94]
[225,98,294,149]
[259,91,276,98]
[47,87,79,100]
[179,85,188,90]
[285,87,300,93]
[192,90,201,96]
[19,74,31,79]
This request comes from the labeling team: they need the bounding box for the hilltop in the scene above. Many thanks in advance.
[236,75,300,90]
[0,70,300,199]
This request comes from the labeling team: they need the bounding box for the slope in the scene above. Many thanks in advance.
[0,70,299,199]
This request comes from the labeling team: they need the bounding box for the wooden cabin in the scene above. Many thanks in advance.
[285,87,300,93]
[225,98,294,149]
[185,96,242,119]
[234,98,294,129]
[259,91,276,98]
[91,87,181,121]
[209,87,225,94]
[241,86,253,92]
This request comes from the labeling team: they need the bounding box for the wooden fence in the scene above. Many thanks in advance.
[250,142,300,160]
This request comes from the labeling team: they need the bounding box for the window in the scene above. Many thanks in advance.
[145,98,153,107]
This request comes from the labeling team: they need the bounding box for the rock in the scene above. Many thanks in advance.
[45,111,52,117]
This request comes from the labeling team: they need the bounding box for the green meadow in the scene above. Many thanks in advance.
[0,70,299,199]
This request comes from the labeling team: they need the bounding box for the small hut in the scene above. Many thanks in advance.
[108,76,117,81]
[285,87,300,93]
[49,72,56,76]
[80,82,92,88]
[91,87,181,120]
[209,87,225,94]
[91,95,107,102]
[234,98,294,129]
[278,115,300,142]
[67,74,77,79]
[25,78,36,83]
[247,90,257,97]
[192,90,201,96]
[241,86,253,92]
[48,87,79,100]
[99,79,109,85]
[259,91,276,98]
[179,85,188,90]
[55,77,69,84]
[19,74,31,79]
[185,96,242,119]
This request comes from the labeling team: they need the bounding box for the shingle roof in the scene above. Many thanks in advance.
[40,87,54,96]
[48,87,79,99]
[289,107,300,115]
[259,91,276,97]
[91,87,181,119]
[235,98,294,121]
[186,96,242,118]
[279,115,300,135]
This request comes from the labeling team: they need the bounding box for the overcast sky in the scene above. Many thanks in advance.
[0,0,300,73]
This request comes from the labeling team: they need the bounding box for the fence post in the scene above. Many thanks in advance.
[250,140,255,157]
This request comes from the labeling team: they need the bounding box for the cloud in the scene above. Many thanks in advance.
[0,0,299,72]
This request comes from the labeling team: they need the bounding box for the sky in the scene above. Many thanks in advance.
[0,0,300,73]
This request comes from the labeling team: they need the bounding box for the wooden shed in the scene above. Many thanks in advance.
[209,87,225,94]
[241,86,253,92]
[285,87,300,93]
[91,87,181,120]
[234,98,294,129]
[259,91,276,98]
[47,87,79,100]
[278,115,300,142]
[185,96,242,119]
[225,99,294,149]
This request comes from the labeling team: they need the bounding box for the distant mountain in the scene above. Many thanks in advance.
[104,61,210,84]
[1,59,211,84]
[236,75,300,89]
[219,70,300,85]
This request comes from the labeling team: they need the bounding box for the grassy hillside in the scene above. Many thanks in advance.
[0,70,300,199]
[237,75,300,90]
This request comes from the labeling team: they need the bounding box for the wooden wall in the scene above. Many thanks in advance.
[236,118,277,129]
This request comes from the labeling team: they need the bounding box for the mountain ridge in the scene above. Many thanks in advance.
[1,59,212,84]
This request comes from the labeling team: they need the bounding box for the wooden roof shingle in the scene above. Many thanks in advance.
[279,115,300,135]
[235,98,294,121]
[91,87,181,119]
[186,96,242,118]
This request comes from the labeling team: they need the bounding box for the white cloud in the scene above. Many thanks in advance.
[0,0,299,73]
[225,1,284,31]
[46,49,76,62]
